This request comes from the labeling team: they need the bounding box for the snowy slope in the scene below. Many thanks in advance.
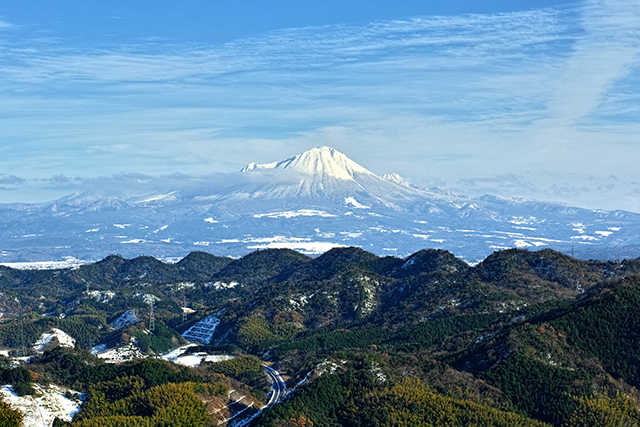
[0,146,639,263]
[233,146,421,203]
[242,146,373,180]
[109,310,140,330]
[0,384,83,427]
[33,329,76,353]
[160,344,235,367]
[183,311,224,344]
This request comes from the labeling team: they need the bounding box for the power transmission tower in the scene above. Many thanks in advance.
[148,301,155,332]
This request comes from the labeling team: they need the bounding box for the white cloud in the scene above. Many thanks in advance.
[0,3,638,212]
[542,0,640,129]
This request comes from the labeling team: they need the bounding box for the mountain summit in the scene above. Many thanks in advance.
[237,146,418,202]
[241,146,374,181]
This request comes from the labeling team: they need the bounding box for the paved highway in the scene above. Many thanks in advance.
[227,364,286,426]
[262,364,286,409]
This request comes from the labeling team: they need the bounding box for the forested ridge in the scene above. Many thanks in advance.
[1,246,640,426]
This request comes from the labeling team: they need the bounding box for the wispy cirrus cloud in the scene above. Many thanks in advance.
[0,2,639,212]
[1,8,569,84]
[541,0,640,129]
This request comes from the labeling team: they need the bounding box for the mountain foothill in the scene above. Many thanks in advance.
[2,147,640,426]
[1,245,640,426]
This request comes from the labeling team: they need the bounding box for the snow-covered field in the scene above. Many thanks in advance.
[160,345,235,367]
[0,258,88,270]
[244,236,347,254]
[93,339,144,363]
[0,384,83,427]
[254,210,337,219]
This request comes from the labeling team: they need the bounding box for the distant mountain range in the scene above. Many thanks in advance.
[1,146,639,263]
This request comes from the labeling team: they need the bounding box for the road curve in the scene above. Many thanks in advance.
[218,364,286,427]
[262,364,286,409]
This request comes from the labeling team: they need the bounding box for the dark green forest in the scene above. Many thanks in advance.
[2,247,640,426]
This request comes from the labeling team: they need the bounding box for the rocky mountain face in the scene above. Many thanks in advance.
[1,146,639,264]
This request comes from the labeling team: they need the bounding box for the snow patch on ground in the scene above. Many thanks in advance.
[0,384,83,427]
[289,294,314,309]
[254,210,337,219]
[160,345,235,367]
[109,310,140,330]
[205,281,239,290]
[572,235,599,241]
[135,193,176,204]
[95,339,144,363]
[245,236,346,254]
[121,239,145,244]
[289,359,347,397]
[90,344,107,355]
[86,290,115,303]
[136,293,160,304]
[153,225,169,233]
[0,258,87,270]
[204,354,235,363]
[168,282,196,291]
[345,197,370,209]
[401,257,416,269]
[172,354,205,367]
[339,232,362,238]
[513,240,547,248]
[33,329,75,353]
[160,344,198,361]
[572,223,586,234]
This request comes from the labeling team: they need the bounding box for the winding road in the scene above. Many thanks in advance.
[262,364,286,409]
[222,364,286,426]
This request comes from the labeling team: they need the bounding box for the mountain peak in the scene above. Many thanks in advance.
[241,146,374,180]
[382,173,409,187]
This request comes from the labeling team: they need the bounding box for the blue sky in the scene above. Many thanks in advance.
[1,0,639,211]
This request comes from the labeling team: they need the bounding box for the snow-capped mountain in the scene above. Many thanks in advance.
[233,146,420,204]
[1,146,639,265]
